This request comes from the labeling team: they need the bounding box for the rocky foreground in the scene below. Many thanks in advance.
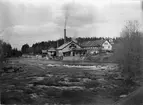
[0,58,139,105]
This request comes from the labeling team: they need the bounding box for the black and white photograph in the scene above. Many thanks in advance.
[0,0,143,105]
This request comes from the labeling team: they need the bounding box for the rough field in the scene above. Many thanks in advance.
[0,58,138,105]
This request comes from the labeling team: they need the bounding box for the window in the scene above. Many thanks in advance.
[69,44,76,49]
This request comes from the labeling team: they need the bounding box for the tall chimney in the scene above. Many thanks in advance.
[64,28,66,43]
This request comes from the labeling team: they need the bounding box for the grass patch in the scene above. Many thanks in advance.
[61,89,95,104]
[33,77,61,86]
[1,91,33,104]
[84,80,99,88]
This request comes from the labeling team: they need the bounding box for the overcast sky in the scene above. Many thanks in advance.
[0,0,142,49]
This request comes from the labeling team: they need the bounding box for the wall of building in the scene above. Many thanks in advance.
[63,56,82,61]
[102,41,112,51]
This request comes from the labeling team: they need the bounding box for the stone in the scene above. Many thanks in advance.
[97,78,107,84]
[120,94,127,98]
[30,93,38,99]
[27,84,34,87]
[37,85,49,88]
[64,77,70,82]
[45,74,53,77]
[47,64,55,67]
[35,77,44,81]
[82,78,92,82]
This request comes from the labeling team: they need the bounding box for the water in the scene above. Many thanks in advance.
[14,58,117,70]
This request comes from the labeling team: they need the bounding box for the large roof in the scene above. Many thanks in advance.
[81,40,105,47]
[57,41,71,50]
[57,41,79,50]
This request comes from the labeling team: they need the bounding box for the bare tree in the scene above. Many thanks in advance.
[115,20,143,81]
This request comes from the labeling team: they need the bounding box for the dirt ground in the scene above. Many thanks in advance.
[0,58,138,105]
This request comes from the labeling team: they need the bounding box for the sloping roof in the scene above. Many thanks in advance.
[48,47,56,52]
[57,41,71,50]
[106,38,114,44]
[81,40,105,47]
[57,41,80,50]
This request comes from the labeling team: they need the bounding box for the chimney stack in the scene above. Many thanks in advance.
[64,28,66,43]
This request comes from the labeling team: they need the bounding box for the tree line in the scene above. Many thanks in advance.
[0,40,22,59]
[21,37,118,54]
